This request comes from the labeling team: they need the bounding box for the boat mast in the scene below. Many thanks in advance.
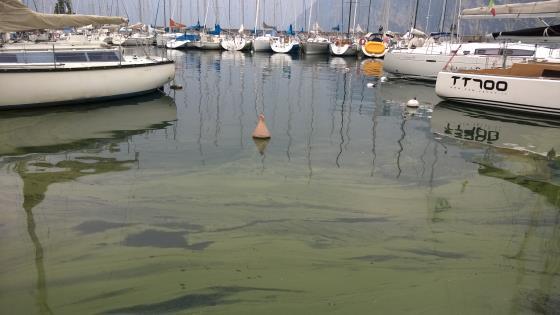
[438,0,448,33]
[179,0,183,24]
[308,0,313,33]
[383,0,390,31]
[203,0,210,31]
[352,0,358,35]
[426,0,432,33]
[347,0,352,35]
[341,0,344,34]
[254,0,260,35]
[303,0,306,32]
[163,0,167,29]
[412,0,420,30]
[139,0,143,23]
[366,0,372,32]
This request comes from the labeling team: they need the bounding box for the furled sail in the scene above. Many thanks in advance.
[0,0,126,32]
[492,24,560,39]
[461,0,560,19]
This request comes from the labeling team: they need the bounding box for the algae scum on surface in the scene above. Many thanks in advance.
[0,50,559,314]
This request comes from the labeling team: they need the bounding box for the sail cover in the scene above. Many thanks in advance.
[0,0,126,32]
[492,24,560,39]
[461,0,560,19]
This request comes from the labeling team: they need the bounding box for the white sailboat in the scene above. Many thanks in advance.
[252,0,273,52]
[221,24,252,51]
[271,35,299,53]
[301,1,330,55]
[330,0,359,57]
[0,0,175,109]
[194,0,222,50]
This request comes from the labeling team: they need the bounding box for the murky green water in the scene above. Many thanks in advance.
[1,50,559,314]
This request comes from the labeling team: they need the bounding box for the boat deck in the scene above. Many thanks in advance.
[460,62,560,79]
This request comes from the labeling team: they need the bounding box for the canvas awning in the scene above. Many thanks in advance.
[461,0,560,19]
[0,0,126,32]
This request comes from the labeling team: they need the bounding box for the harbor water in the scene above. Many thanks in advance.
[0,49,559,314]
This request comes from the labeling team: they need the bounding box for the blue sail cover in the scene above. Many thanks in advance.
[209,24,221,35]
[176,34,200,41]
[287,24,295,35]
[188,20,202,31]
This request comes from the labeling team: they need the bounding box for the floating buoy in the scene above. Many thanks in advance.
[366,82,376,88]
[252,114,271,139]
[380,76,388,82]
[406,97,419,108]
[170,84,183,90]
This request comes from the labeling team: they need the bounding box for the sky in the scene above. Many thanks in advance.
[22,0,559,34]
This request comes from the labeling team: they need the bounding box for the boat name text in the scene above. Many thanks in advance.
[451,76,508,91]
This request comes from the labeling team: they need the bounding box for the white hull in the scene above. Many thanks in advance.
[166,39,190,49]
[302,41,330,55]
[329,43,358,56]
[221,37,251,51]
[0,62,175,108]
[435,71,560,116]
[271,38,297,54]
[384,51,532,81]
[253,37,272,52]
[157,33,182,47]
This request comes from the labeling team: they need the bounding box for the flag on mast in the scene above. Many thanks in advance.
[488,0,496,16]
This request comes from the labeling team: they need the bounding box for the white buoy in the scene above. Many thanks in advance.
[406,97,420,108]
[380,76,388,82]
[366,82,376,88]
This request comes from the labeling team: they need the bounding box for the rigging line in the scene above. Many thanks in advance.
[367,0,372,32]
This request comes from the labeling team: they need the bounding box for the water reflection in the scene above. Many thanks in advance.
[0,94,176,158]
[0,94,176,314]
[432,102,560,159]
[2,50,560,314]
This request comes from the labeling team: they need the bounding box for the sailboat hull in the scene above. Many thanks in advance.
[253,38,272,52]
[302,41,330,55]
[384,50,534,81]
[221,37,252,51]
[271,37,298,53]
[0,62,175,108]
[329,43,358,56]
[435,70,560,116]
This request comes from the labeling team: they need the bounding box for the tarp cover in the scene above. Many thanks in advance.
[0,0,126,32]
[492,24,560,38]
[462,0,560,17]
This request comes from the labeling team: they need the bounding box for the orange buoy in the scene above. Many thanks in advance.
[252,114,271,139]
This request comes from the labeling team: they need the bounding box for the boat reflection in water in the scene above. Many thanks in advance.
[431,102,559,159]
[0,93,177,157]
[431,101,559,209]
[0,93,177,315]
